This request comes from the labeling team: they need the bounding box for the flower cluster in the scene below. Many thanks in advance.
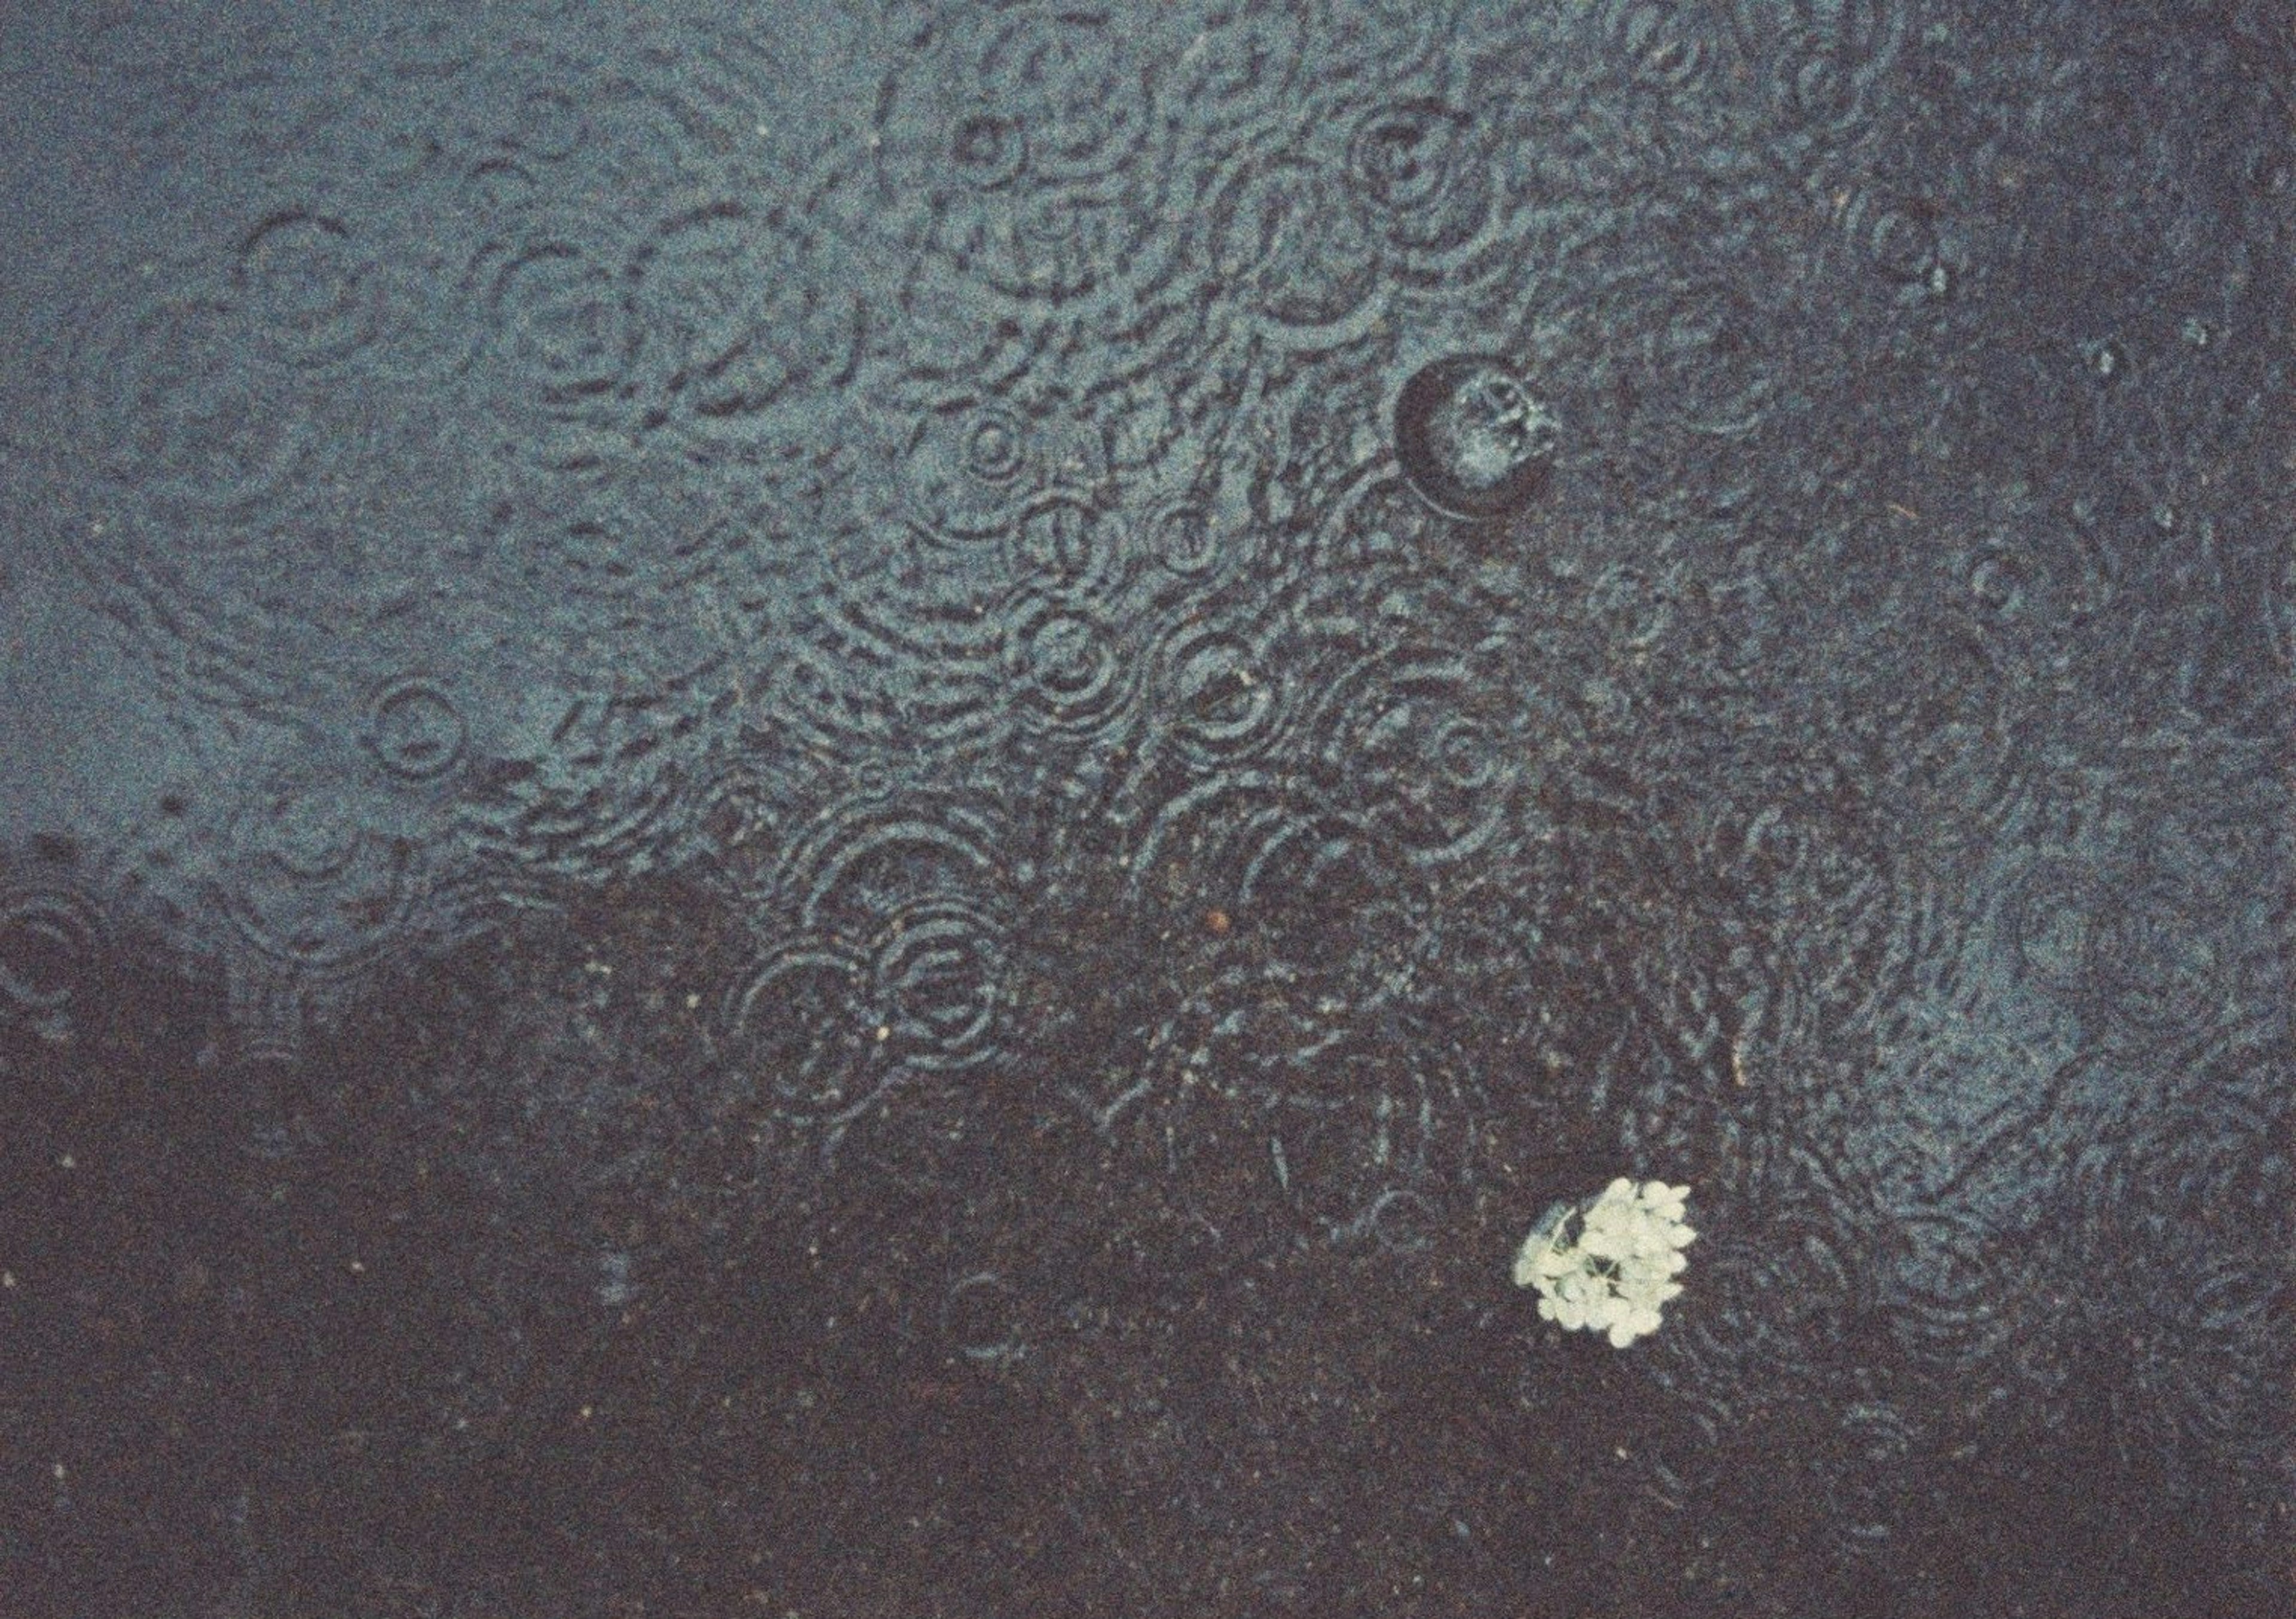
[1513,1178,1696,1349]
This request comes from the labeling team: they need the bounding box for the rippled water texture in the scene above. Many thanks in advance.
[2,1,2291,1613]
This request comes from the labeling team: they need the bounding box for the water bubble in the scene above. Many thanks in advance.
[1393,356,1557,521]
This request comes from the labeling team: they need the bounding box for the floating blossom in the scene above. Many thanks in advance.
[1514,1178,1696,1349]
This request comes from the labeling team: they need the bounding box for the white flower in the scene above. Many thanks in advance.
[1513,1177,1696,1349]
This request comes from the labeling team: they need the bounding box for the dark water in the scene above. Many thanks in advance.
[2,1,2289,1612]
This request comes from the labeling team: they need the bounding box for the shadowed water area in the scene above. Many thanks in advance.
[1,2,2291,1614]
